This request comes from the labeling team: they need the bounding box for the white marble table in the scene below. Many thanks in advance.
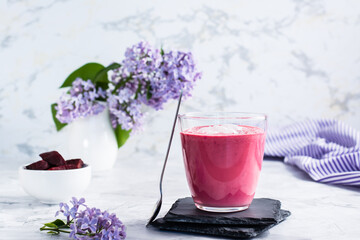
[1,156,360,240]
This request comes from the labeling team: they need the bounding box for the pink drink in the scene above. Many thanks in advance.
[180,125,266,210]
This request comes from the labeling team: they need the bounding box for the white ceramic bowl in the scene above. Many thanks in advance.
[19,164,91,204]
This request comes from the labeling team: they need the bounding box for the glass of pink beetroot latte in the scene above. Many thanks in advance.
[178,112,267,213]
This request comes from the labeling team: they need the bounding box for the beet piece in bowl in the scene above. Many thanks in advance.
[65,159,84,169]
[48,166,67,170]
[26,160,49,170]
[39,151,66,166]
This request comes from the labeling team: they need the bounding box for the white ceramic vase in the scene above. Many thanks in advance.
[67,110,118,171]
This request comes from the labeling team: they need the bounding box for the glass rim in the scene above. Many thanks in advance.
[178,112,267,120]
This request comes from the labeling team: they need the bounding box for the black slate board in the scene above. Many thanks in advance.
[164,197,283,225]
[149,197,291,239]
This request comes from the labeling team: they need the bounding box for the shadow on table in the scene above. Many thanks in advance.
[0,195,54,207]
[284,165,313,182]
[145,222,240,240]
[324,182,360,193]
[264,156,284,162]
[264,156,314,182]
[125,219,226,239]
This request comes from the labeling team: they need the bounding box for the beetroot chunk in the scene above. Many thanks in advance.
[65,159,84,169]
[39,151,66,166]
[26,160,49,170]
[48,166,67,170]
[66,164,79,170]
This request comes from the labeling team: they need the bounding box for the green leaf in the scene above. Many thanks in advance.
[94,62,121,84]
[52,219,66,228]
[93,62,121,90]
[51,103,67,131]
[47,231,59,235]
[44,223,57,228]
[134,82,142,100]
[160,47,164,56]
[114,125,131,148]
[146,83,152,100]
[113,74,133,94]
[60,63,105,88]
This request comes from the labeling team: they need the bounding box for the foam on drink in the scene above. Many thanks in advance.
[184,124,264,135]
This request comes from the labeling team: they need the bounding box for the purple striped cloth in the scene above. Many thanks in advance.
[265,119,360,186]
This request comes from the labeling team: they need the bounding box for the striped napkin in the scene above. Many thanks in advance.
[265,119,360,186]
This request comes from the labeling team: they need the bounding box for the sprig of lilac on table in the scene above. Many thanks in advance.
[40,197,126,240]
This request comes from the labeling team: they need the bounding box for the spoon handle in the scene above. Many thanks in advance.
[147,91,183,225]
[159,91,183,193]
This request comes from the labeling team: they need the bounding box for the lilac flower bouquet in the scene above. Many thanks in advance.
[52,42,202,147]
[40,197,126,239]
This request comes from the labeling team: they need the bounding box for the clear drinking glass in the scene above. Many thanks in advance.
[178,112,267,212]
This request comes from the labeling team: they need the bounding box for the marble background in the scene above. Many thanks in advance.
[1,0,360,169]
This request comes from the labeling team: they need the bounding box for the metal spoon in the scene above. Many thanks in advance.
[147,91,183,225]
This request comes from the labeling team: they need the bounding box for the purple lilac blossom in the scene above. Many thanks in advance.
[141,50,202,110]
[57,197,126,240]
[106,85,143,131]
[55,197,86,224]
[55,78,106,124]
[108,41,201,131]
[71,207,126,240]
